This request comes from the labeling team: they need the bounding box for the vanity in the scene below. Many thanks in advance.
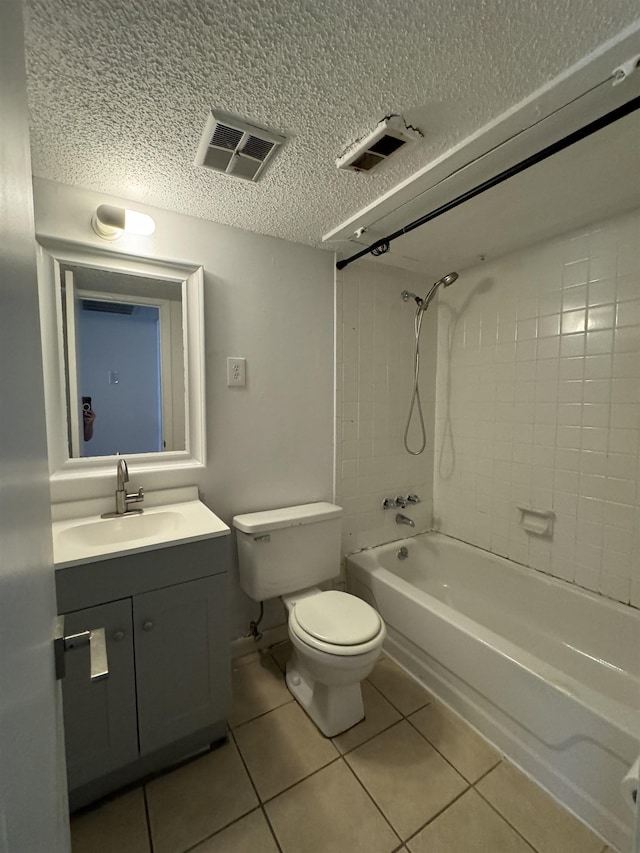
[53,488,231,810]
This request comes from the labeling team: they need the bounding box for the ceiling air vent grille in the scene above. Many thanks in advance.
[337,115,423,173]
[195,110,286,182]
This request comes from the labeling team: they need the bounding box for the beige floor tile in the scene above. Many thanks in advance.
[407,789,534,852]
[266,759,400,853]
[477,762,604,853]
[234,700,339,800]
[190,808,279,852]
[229,651,293,727]
[332,680,402,754]
[409,700,501,782]
[269,640,292,673]
[71,788,150,853]
[345,720,468,840]
[367,656,432,716]
[146,740,258,853]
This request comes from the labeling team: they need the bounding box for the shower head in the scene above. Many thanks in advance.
[437,272,458,288]
[417,271,459,311]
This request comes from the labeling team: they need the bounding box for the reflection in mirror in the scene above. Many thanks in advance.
[36,239,206,481]
[60,265,185,457]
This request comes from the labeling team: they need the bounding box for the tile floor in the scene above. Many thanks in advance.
[71,646,612,853]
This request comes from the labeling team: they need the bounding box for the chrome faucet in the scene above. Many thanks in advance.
[395,513,415,527]
[101,459,144,518]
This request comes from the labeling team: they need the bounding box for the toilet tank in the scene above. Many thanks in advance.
[233,502,342,601]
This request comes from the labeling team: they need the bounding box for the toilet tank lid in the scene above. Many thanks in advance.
[233,502,342,534]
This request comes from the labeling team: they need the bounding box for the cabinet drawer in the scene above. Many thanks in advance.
[61,599,138,790]
[56,537,229,612]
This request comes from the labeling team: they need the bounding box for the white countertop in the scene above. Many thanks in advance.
[52,486,230,568]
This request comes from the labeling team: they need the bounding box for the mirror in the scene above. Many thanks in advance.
[37,239,206,479]
[60,264,185,457]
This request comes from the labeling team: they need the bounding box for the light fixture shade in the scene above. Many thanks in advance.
[91,204,155,240]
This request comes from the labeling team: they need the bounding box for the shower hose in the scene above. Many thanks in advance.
[403,304,427,455]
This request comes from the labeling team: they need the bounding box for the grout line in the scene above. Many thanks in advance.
[229,695,295,731]
[258,755,343,805]
[341,756,404,847]
[402,784,472,845]
[142,786,155,853]
[473,785,539,853]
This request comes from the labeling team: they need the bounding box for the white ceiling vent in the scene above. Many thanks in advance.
[195,110,286,182]
[337,115,423,173]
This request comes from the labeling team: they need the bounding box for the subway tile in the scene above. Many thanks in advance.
[564,260,589,288]
[587,278,616,306]
[584,354,612,379]
[559,333,585,358]
[587,304,615,331]
[616,274,640,302]
[562,309,586,335]
[581,427,608,452]
[583,380,611,404]
[562,285,587,312]
[585,329,614,355]
[614,326,640,352]
[579,451,607,476]
[581,404,608,428]
[600,572,630,602]
[605,477,636,506]
[559,357,584,380]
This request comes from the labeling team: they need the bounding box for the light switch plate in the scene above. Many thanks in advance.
[227,357,246,387]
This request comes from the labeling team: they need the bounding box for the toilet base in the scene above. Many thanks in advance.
[286,651,365,737]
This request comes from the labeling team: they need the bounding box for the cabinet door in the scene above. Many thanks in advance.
[134,574,230,755]
[61,599,138,790]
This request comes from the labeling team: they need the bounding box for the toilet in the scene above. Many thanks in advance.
[233,502,386,736]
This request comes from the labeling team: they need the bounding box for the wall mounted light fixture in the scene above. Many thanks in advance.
[91,204,156,241]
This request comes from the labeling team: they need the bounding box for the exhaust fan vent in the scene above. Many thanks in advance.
[195,110,286,182]
[337,115,422,173]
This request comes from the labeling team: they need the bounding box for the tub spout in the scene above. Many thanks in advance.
[395,513,415,527]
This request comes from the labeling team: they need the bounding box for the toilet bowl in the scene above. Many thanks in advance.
[232,502,387,736]
[282,589,386,736]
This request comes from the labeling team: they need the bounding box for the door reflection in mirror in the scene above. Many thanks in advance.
[61,265,185,458]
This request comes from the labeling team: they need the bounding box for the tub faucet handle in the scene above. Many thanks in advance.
[382,497,395,509]
[406,494,420,504]
[395,496,407,508]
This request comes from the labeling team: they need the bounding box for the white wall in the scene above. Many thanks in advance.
[335,260,436,554]
[34,178,336,636]
[435,207,640,608]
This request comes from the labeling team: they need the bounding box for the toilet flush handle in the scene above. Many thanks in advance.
[253,534,270,542]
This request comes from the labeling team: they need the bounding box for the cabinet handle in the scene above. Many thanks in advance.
[113,630,125,642]
[143,621,154,632]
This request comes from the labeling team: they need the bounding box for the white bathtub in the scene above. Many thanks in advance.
[346,532,640,852]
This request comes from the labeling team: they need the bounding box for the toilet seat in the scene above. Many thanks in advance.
[289,590,384,656]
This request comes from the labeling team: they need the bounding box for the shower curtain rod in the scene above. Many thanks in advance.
[335,92,640,271]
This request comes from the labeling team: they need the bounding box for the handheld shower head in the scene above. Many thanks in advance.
[418,271,459,311]
[438,272,458,288]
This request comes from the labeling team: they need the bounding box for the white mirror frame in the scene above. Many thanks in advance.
[36,238,206,482]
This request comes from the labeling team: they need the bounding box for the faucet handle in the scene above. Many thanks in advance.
[406,494,420,504]
[127,487,144,503]
[395,496,407,508]
[382,497,395,509]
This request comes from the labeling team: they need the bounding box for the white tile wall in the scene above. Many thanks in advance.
[435,208,640,607]
[335,261,437,554]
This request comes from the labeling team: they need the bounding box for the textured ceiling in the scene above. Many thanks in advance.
[23,0,640,248]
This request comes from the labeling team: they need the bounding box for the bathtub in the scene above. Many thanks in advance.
[346,532,640,852]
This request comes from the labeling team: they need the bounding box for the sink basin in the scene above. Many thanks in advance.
[52,490,230,568]
[56,510,184,549]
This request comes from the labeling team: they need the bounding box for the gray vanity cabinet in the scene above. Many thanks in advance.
[56,537,230,809]
[62,599,138,790]
[134,574,228,754]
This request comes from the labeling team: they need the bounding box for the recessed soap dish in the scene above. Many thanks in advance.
[517,505,555,537]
